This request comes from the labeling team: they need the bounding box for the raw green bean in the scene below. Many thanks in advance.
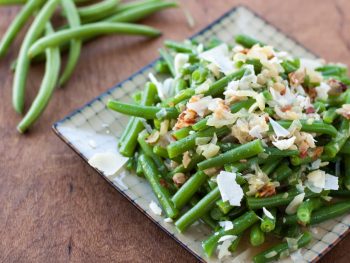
[139,154,178,218]
[138,130,167,174]
[284,201,350,225]
[0,0,44,57]
[59,0,82,86]
[297,198,322,225]
[324,119,350,157]
[13,0,60,114]
[198,139,264,170]
[274,120,338,137]
[250,223,265,246]
[260,207,276,233]
[172,171,208,210]
[202,211,259,257]
[167,126,230,158]
[0,0,26,4]
[107,100,178,120]
[253,232,312,263]
[247,189,319,210]
[77,0,119,21]
[175,187,220,232]
[28,22,161,58]
[190,196,217,230]
[235,34,264,48]
[116,0,161,13]
[17,23,60,133]
[154,60,170,74]
[286,224,301,238]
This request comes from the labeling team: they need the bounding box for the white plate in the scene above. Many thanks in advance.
[53,6,350,262]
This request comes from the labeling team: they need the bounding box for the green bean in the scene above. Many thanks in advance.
[261,158,282,175]
[116,0,161,13]
[272,162,292,182]
[297,198,322,225]
[324,119,350,157]
[59,0,82,86]
[216,199,233,214]
[192,98,255,131]
[77,0,119,21]
[210,206,224,221]
[164,39,193,53]
[284,201,350,225]
[154,60,170,74]
[340,139,350,154]
[162,88,194,107]
[202,211,259,257]
[189,196,217,230]
[174,78,187,93]
[159,48,175,77]
[329,189,350,197]
[247,189,319,210]
[136,156,144,177]
[0,0,26,4]
[274,120,338,137]
[281,58,300,74]
[105,1,177,23]
[17,23,60,133]
[290,154,334,166]
[13,0,60,114]
[107,100,178,120]
[316,64,348,77]
[171,127,191,140]
[343,155,350,190]
[260,207,276,233]
[192,67,208,85]
[167,153,204,177]
[167,126,230,158]
[175,187,220,232]
[204,68,246,97]
[172,171,207,210]
[225,155,279,173]
[198,139,264,170]
[250,223,265,247]
[235,34,264,48]
[0,0,44,57]
[28,22,161,58]
[152,145,168,159]
[139,154,178,218]
[253,232,312,263]
[286,224,301,238]
[229,235,242,252]
[138,130,167,174]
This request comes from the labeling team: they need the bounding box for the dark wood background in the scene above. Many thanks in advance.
[1,0,350,262]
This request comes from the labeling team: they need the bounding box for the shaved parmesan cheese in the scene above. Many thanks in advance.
[219,221,234,231]
[269,117,289,138]
[325,174,339,190]
[217,239,232,260]
[272,136,296,150]
[263,207,274,219]
[88,152,128,176]
[174,53,189,76]
[187,96,212,117]
[164,218,173,223]
[290,249,304,262]
[217,171,244,206]
[300,58,324,71]
[218,235,236,243]
[149,201,162,215]
[315,82,331,100]
[265,251,278,258]
[199,43,234,75]
[286,193,305,215]
[306,170,325,193]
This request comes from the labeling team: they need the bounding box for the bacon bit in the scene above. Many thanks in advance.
[281,105,292,112]
[289,70,305,87]
[305,107,315,114]
[257,184,276,197]
[172,173,187,186]
[312,147,324,160]
[328,79,347,95]
[239,159,247,163]
[174,109,197,130]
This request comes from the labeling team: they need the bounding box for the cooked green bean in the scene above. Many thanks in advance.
[250,223,265,246]
[139,154,178,218]
[324,119,350,157]
[340,139,350,154]
[253,232,312,263]
[202,211,259,257]
[107,100,178,120]
[260,207,276,233]
[198,139,264,170]
[323,107,337,124]
[171,127,191,140]
[344,155,350,190]
[274,120,338,137]
[13,0,60,114]
[297,198,322,225]
[164,39,193,53]
[0,0,44,57]
[272,162,293,182]
[28,22,161,58]
[59,0,82,86]
[159,48,175,77]
[17,23,60,133]
[235,34,264,48]
[77,0,119,22]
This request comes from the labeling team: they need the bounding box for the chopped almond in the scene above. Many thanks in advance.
[174,109,197,130]
[289,69,305,87]
[312,146,324,160]
[257,183,276,197]
[172,173,187,186]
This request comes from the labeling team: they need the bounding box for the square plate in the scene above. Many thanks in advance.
[53,5,350,262]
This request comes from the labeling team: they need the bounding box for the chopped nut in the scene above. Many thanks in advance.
[327,79,347,96]
[312,146,324,160]
[257,183,276,197]
[289,69,305,87]
[172,173,187,186]
[182,151,191,168]
[174,109,197,130]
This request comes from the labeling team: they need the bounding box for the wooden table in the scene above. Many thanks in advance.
[1,0,350,262]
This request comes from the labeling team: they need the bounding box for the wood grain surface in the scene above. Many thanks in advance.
[1,0,350,262]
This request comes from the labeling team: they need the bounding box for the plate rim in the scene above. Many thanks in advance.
[52,4,349,262]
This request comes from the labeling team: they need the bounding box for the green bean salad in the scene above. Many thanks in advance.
[107,34,350,262]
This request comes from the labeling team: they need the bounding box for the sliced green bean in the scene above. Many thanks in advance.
[272,162,292,182]
[260,207,276,233]
[164,39,193,53]
[235,34,264,48]
[250,223,265,247]
[322,106,337,124]
[274,120,338,137]
[340,139,350,154]
[0,0,44,57]
[297,198,322,225]
[17,23,60,133]
[13,0,60,114]
[159,48,175,77]
[324,119,350,157]
[139,154,178,218]
[171,127,191,140]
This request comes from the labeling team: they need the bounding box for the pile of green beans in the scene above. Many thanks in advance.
[106,33,350,262]
[0,0,178,132]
